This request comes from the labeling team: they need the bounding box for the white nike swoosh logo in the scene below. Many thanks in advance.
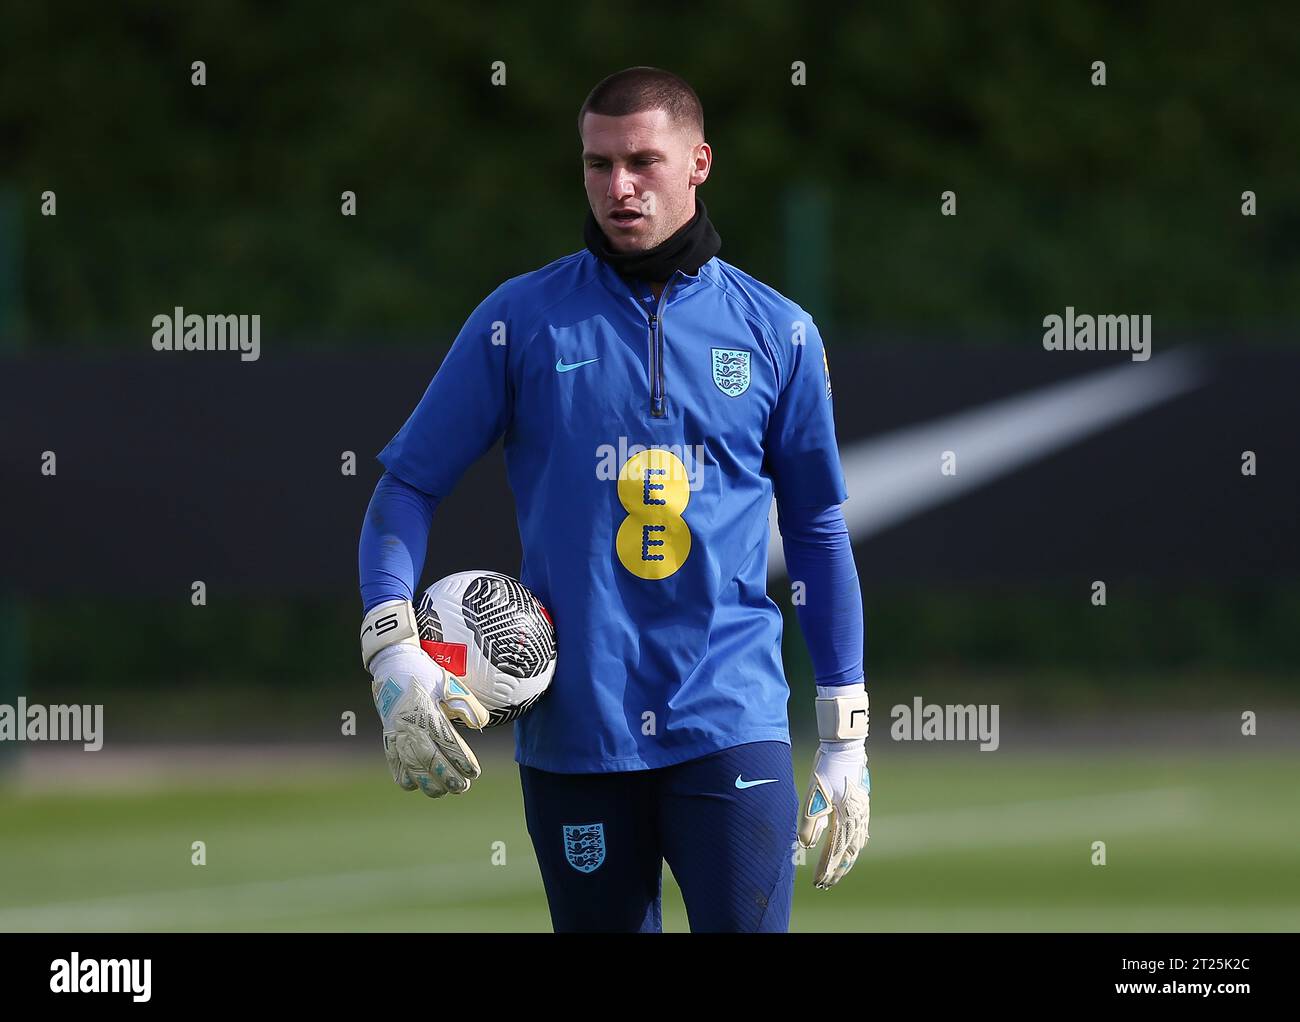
[769,352,1207,575]
[735,775,778,789]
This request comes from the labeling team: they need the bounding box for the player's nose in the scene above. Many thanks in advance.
[607,166,636,200]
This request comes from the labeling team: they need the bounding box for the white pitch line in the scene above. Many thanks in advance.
[0,860,537,932]
[0,787,1203,929]
[867,786,1204,857]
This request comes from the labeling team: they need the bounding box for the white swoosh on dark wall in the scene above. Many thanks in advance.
[768,351,1208,577]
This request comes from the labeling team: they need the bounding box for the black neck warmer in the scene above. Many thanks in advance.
[583,198,721,284]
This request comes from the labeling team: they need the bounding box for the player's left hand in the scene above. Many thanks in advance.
[798,738,871,889]
[369,643,488,798]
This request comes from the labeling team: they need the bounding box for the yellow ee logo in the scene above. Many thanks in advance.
[615,448,692,579]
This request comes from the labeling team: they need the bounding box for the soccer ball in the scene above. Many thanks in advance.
[415,570,557,727]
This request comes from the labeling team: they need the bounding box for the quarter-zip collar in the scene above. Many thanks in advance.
[591,253,715,310]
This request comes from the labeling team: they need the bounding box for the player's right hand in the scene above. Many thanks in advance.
[368,642,490,798]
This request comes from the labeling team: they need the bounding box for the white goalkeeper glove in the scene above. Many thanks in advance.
[361,599,490,799]
[798,683,871,890]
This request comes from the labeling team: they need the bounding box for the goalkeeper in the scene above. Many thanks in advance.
[358,67,868,932]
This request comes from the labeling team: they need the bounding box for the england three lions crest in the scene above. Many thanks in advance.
[711,347,751,397]
[563,823,606,873]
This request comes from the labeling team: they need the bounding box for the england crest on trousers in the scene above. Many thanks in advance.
[563,823,606,873]
[711,347,751,397]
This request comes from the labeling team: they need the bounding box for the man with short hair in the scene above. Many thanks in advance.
[358,66,868,932]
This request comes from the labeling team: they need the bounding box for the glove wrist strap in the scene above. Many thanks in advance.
[360,599,421,670]
[815,689,870,741]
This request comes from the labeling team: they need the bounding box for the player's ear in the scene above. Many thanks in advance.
[690,142,712,186]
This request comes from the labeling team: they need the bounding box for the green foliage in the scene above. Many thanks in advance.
[22,586,1300,716]
[859,584,1300,675]
[2,2,1298,344]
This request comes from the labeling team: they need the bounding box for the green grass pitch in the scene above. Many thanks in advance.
[0,744,1296,932]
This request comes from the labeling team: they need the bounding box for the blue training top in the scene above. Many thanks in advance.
[374,248,855,772]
